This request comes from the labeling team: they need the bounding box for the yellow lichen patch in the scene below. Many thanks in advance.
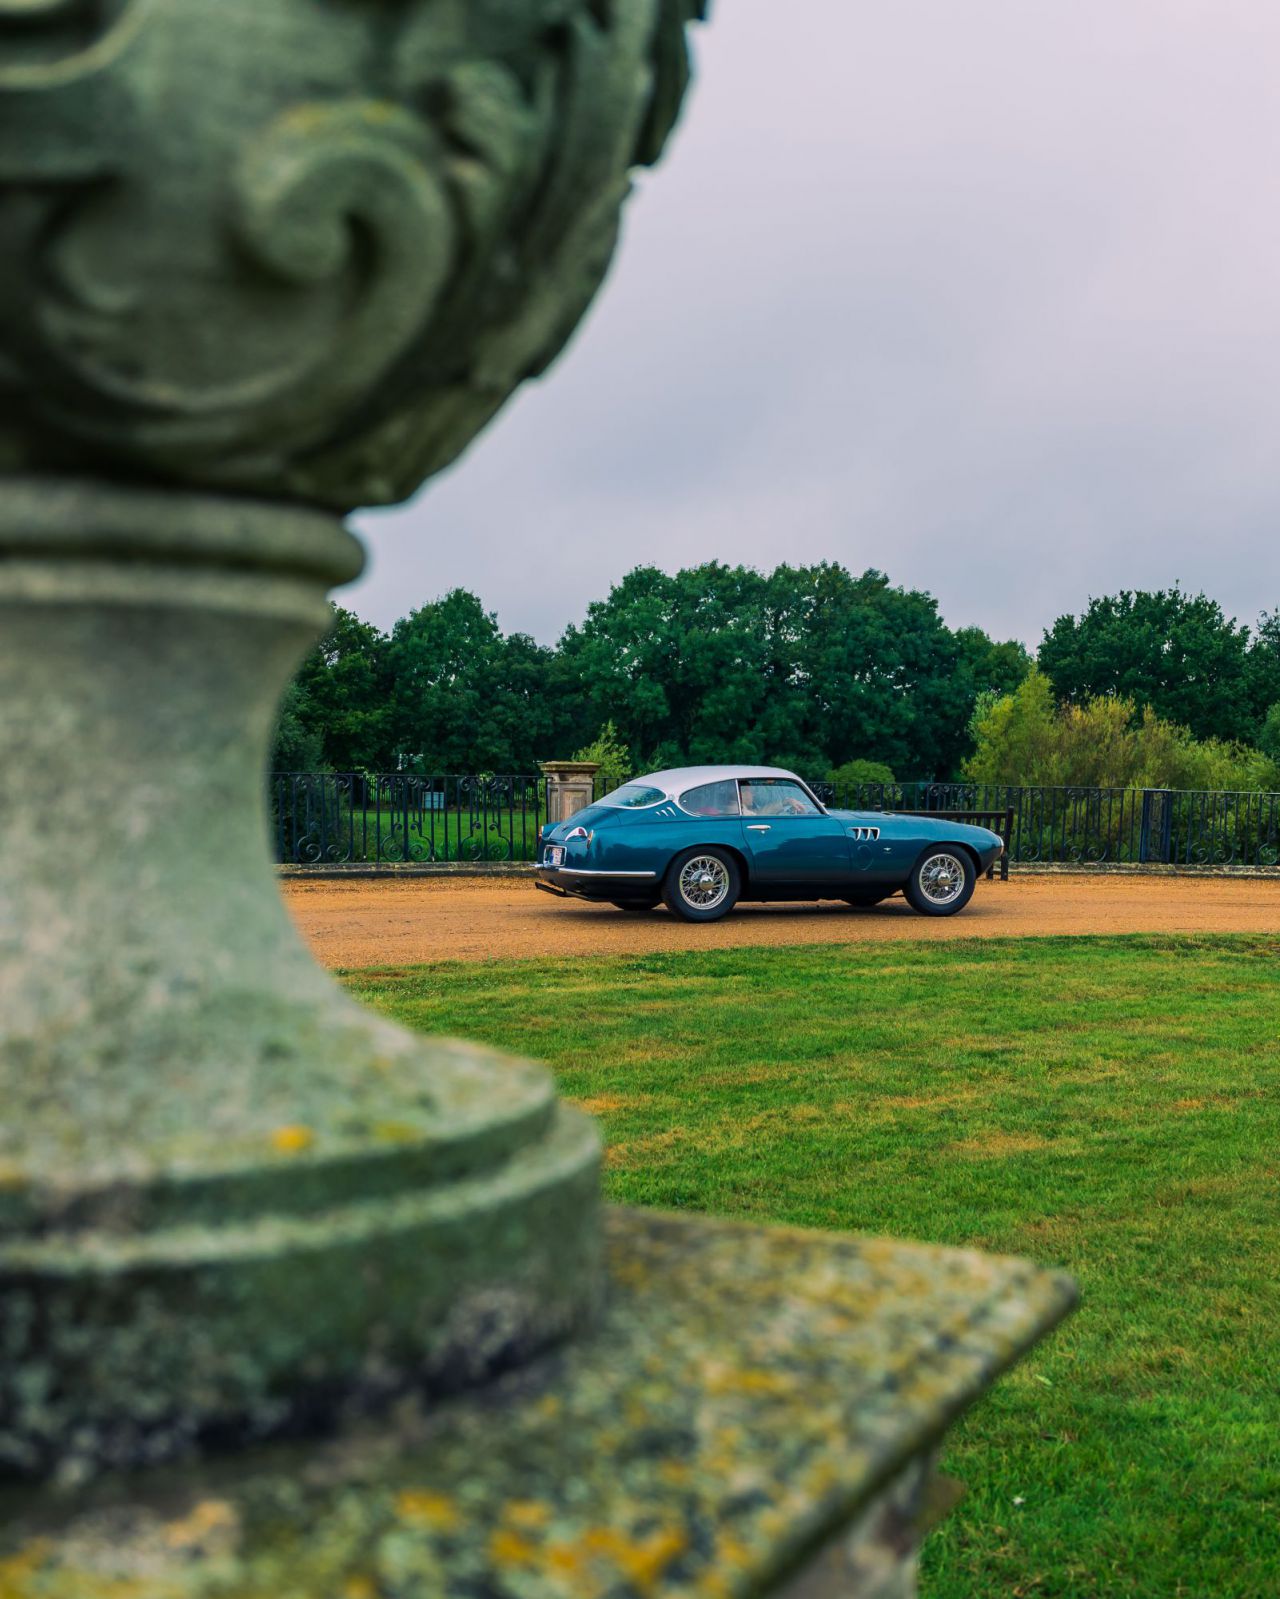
[489,1528,538,1567]
[0,1162,25,1191]
[576,1526,689,1589]
[162,1498,239,1553]
[503,1500,551,1531]
[270,1124,314,1155]
[714,1530,752,1570]
[705,1365,798,1398]
[393,1490,460,1532]
[544,1543,586,1578]
[372,1121,421,1143]
[343,1578,377,1599]
[0,1540,51,1595]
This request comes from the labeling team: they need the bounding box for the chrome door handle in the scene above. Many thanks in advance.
[746,824,771,831]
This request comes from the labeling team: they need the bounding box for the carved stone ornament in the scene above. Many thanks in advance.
[0,0,706,510]
[0,0,706,1480]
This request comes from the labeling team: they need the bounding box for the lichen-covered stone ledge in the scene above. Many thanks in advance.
[0,1209,1077,1599]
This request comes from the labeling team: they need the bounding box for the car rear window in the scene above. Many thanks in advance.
[678,780,741,817]
[598,783,666,808]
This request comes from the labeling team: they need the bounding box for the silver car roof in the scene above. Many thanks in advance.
[637,765,804,797]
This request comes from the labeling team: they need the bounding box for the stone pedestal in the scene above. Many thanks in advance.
[542,761,602,824]
[0,481,602,1480]
[0,1210,1076,1597]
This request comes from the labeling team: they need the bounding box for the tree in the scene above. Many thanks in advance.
[385,590,560,773]
[557,561,1005,779]
[275,606,394,772]
[951,627,1033,701]
[270,680,327,772]
[1259,702,1280,765]
[1038,588,1255,743]
[1247,613,1280,734]
[556,564,778,768]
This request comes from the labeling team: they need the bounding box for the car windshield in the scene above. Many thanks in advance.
[598,783,666,809]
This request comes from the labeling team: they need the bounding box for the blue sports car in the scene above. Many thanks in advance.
[535,765,1004,922]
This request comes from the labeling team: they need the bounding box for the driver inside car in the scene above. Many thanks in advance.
[742,783,809,817]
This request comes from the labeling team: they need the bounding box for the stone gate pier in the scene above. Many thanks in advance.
[542,760,602,824]
[0,3,1074,1594]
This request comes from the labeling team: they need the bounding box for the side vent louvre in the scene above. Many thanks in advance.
[849,826,881,842]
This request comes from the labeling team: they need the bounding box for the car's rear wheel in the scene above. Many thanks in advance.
[611,898,660,913]
[843,890,892,908]
[905,848,975,916]
[663,848,741,922]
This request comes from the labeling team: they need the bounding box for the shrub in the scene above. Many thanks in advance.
[573,721,633,796]
[965,669,1280,791]
[825,758,895,788]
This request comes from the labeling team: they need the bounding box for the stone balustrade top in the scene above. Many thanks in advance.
[0,1207,1076,1599]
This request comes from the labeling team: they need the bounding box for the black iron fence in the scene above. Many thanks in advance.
[271,772,1280,871]
[271,773,546,865]
[812,780,1280,870]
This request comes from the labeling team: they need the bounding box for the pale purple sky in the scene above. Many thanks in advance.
[351,0,1280,647]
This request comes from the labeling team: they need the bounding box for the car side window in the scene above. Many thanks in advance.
[740,780,822,817]
[679,780,741,817]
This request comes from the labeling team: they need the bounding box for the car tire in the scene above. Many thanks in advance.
[662,847,741,923]
[905,848,976,917]
[611,898,660,913]
[843,891,892,908]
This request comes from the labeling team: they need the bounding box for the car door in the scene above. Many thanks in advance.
[737,778,852,885]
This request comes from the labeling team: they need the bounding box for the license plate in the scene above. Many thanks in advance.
[545,846,564,867]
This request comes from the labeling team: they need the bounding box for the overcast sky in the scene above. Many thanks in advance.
[351,0,1280,648]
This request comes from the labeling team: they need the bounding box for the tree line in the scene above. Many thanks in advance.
[274,566,1280,791]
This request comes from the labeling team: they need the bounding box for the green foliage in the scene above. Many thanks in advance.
[825,757,895,788]
[557,562,1021,778]
[284,606,396,772]
[573,720,633,796]
[274,577,1277,787]
[383,590,565,774]
[1038,587,1273,743]
[270,680,327,772]
[350,934,1280,1599]
[965,669,1280,790]
[1258,701,1280,764]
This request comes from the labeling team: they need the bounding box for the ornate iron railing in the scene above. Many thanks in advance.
[272,773,1280,871]
[811,781,1280,869]
[271,773,547,865]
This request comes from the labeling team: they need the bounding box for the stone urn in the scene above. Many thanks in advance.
[0,0,707,1480]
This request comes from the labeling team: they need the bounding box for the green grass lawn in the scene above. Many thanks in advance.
[346,934,1280,1598]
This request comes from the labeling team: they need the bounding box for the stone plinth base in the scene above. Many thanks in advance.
[0,1208,1075,1598]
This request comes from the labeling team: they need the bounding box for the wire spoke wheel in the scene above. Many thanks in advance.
[679,855,730,911]
[906,848,975,916]
[918,852,967,906]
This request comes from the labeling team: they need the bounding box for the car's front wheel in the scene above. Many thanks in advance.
[905,848,976,916]
[663,847,741,922]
